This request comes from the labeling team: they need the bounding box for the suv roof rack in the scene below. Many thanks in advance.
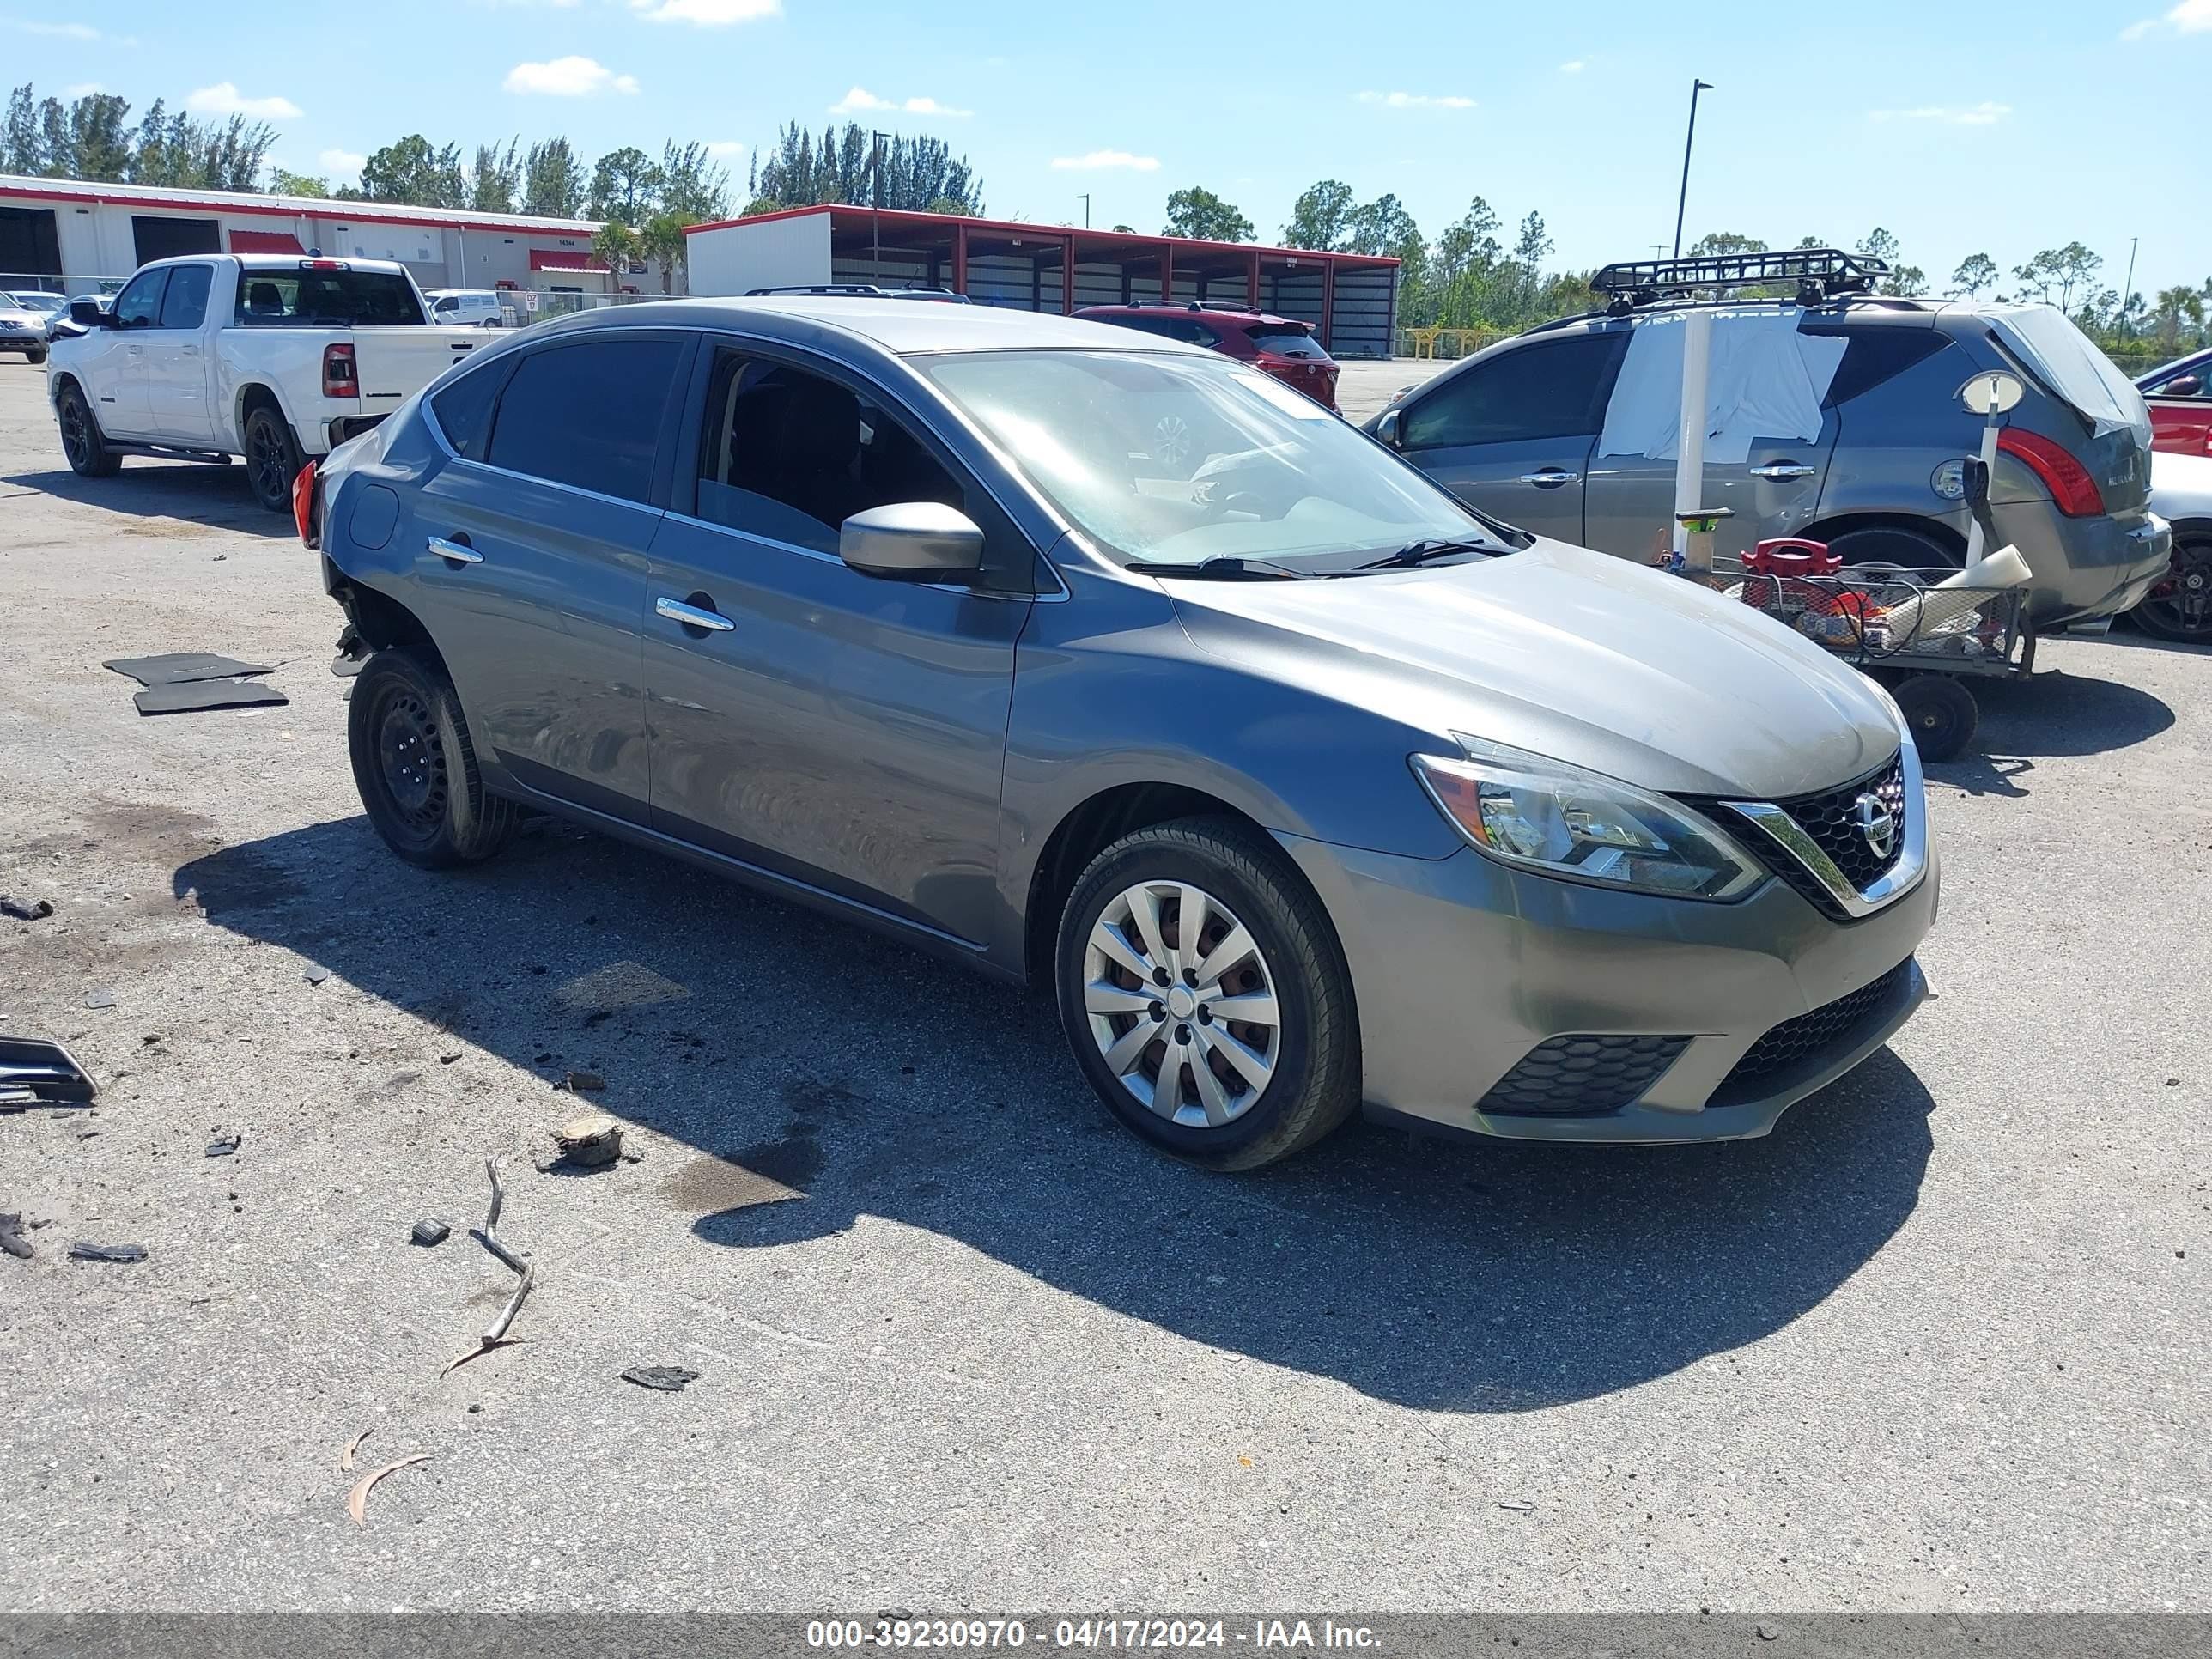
[744,283,971,302]
[1121,300,1265,314]
[1589,247,1889,313]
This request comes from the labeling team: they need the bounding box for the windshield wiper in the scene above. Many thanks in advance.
[1354,537,1500,572]
[1126,556,1316,580]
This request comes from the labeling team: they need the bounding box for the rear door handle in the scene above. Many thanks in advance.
[656,595,735,632]
[1751,461,1818,481]
[428,535,482,564]
[1518,468,1580,488]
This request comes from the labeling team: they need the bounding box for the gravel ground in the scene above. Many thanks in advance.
[0,355,2206,1613]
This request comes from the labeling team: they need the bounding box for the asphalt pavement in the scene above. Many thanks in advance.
[0,356,2205,1613]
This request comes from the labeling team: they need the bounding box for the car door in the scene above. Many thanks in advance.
[1388,331,1626,543]
[641,340,1032,948]
[406,331,695,820]
[81,267,166,439]
[146,262,216,444]
[2143,358,2212,457]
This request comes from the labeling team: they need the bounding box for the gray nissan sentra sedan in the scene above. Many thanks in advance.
[307,298,1936,1169]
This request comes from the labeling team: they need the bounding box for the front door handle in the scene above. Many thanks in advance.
[428,535,482,564]
[656,595,735,633]
[1518,468,1580,488]
[1751,461,1818,482]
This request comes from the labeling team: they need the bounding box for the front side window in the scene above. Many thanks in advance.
[485,337,687,503]
[157,264,213,331]
[693,349,964,555]
[1402,333,1625,449]
[234,268,427,327]
[112,270,167,330]
[917,347,1492,569]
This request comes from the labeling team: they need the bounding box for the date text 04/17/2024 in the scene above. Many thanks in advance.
[805,1620,1382,1651]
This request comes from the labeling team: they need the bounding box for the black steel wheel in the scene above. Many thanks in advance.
[56,383,118,477]
[1893,673,1978,763]
[244,405,301,514]
[2131,539,2212,645]
[348,650,519,868]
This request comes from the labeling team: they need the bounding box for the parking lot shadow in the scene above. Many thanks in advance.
[1961,667,2172,758]
[176,815,1936,1414]
[4,462,291,537]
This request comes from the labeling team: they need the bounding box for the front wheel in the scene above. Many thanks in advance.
[244,404,302,514]
[2131,539,2212,645]
[1892,673,1978,762]
[1054,817,1360,1170]
[56,383,118,477]
[26,346,46,365]
[348,650,520,868]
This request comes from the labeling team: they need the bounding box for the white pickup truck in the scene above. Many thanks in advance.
[46,253,491,513]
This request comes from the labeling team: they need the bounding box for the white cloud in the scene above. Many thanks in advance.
[15,20,95,38]
[1356,89,1475,109]
[319,148,366,178]
[629,0,777,22]
[704,140,744,159]
[1050,149,1159,172]
[2123,0,2212,35]
[187,82,304,119]
[503,56,640,96]
[63,80,103,95]
[1868,100,2010,125]
[830,86,972,118]
[1559,59,1585,72]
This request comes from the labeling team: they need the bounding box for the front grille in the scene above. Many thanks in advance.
[1775,754,1908,891]
[1477,1033,1690,1118]
[1713,960,1912,1101]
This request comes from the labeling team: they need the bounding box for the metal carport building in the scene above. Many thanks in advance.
[684,206,1401,358]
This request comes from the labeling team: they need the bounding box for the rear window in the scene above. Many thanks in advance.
[1802,325,1950,408]
[1246,325,1328,362]
[429,360,507,461]
[484,337,688,503]
[234,269,426,328]
[1984,304,2151,441]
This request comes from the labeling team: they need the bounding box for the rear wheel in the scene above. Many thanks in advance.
[348,650,519,868]
[1892,673,1978,762]
[244,404,301,515]
[56,383,118,477]
[2131,538,2212,645]
[1054,817,1360,1170]
[1826,524,1960,577]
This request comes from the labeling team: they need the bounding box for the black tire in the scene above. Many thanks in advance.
[1892,673,1978,762]
[1054,816,1360,1170]
[55,382,118,477]
[2130,538,2212,645]
[348,649,520,869]
[27,346,46,365]
[1826,524,1961,578]
[244,404,302,515]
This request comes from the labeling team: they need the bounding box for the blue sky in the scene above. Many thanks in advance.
[14,0,2209,295]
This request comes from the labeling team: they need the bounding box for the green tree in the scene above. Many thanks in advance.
[638,210,688,295]
[522,137,585,217]
[361,135,467,207]
[1281,179,1357,251]
[67,93,133,179]
[592,220,641,287]
[270,168,331,197]
[588,145,663,222]
[2152,284,2204,350]
[1346,193,1419,258]
[1688,232,1767,257]
[1950,252,1999,300]
[1162,186,1253,242]
[3,84,37,174]
[659,141,730,222]
[38,96,70,177]
[471,140,521,215]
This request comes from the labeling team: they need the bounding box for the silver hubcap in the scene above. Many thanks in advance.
[1083,880,1280,1129]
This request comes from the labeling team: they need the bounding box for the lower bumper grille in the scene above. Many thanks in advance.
[1713,959,1914,1103]
[1478,1033,1691,1118]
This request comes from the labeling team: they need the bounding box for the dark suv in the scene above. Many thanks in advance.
[1077,303,1339,410]
[1366,254,2169,628]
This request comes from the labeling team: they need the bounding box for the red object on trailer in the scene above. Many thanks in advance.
[1743,538,1839,577]
[292,459,319,549]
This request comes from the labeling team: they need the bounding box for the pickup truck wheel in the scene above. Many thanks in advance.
[56,384,118,477]
[349,650,520,869]
[244,405,302,514]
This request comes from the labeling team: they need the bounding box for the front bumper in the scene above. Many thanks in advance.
[1278,825,1938,1146]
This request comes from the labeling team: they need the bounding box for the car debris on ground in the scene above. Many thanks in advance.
[1,1213,33,1260]
[553,1113,623,1167]
[442,1157,533,1376]
[410,1218,450,1247]
[0,896,53,921]
[205,1133,241,1158]
[620,1365,700,1393]
[69,1242,146,1263]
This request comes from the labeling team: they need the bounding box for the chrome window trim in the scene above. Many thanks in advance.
[1720,738,1929,921]
[659,509,1034,602]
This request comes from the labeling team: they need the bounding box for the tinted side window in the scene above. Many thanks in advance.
[693,349,964,555]
[1403,334,1624,447]
[486,337,686,503]
[157,264,212,330]
[1805,325,1952,408]
[113,269,167,330]
[430,359,509,460]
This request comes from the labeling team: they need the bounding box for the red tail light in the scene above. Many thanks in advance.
[292,459,319,548]
[322,343,358,399]
[1996,428,2102,517]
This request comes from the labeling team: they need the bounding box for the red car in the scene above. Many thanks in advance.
[2139,349,2212,457]
[1075,303,1340,410]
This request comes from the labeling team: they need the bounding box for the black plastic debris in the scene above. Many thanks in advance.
[205,1134,241,1158]
[410,1218,450,1248]
[70,1242,147,1263]
[103,653,275,686]
[559,1070,607,1094]
[1,896,53,921]
[0,1214,32,1261]
[0,1036,99,1105]
[620,1365,699,1393]
[134,681,289,716]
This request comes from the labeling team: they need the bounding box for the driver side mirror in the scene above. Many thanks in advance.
[1375,408,1404,447]
[839,501,986,580]
[2166,374,2203,398]
[68,298,111,327]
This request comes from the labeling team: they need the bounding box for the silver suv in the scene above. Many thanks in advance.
[1368,252,2169,629]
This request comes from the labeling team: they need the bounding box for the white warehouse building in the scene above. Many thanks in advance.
[0,174,667,296]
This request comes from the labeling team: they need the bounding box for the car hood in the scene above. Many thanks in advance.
[1166,538,1902,799]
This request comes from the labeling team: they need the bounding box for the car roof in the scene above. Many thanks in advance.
[538,295,1212,357]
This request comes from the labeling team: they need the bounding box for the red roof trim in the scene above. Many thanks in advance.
[530,249,608,271]
[0,182,596,240]
[228,228,306,254]
[682,204,1400,268]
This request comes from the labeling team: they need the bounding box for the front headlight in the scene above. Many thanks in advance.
[1411,738,1764,901]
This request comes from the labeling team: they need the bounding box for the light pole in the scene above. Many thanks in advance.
[1671,78,1713,259]
[1079,193,1091,229]
[870,128,891,281]
[2120,235,2139,337]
